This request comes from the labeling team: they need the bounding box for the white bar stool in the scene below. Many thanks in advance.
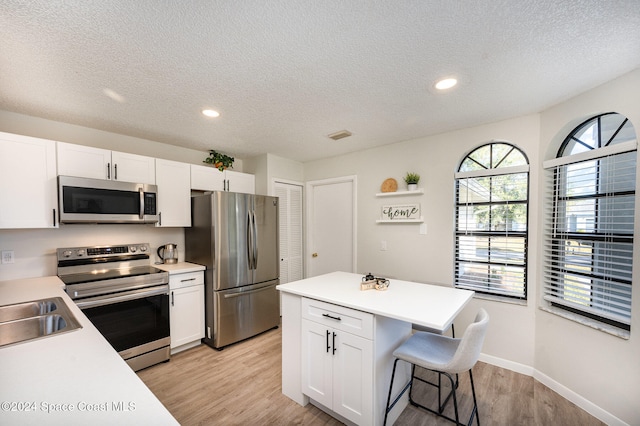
[384,308,489,425]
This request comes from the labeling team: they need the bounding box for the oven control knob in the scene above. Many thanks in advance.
[139,245,147,252]
[130,246,137,253]
[63,250,73,258]
[77,249,86,257]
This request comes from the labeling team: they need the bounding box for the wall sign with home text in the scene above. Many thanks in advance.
[381,204,421,220]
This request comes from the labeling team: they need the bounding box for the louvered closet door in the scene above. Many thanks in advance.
[275,182,303,284]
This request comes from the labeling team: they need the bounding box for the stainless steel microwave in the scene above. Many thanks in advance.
[58,176,158,224]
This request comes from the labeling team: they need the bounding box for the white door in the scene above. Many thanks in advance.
[275,181,303,284]
[306,176,356,277]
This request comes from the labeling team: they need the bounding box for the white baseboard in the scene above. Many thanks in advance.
[478,353,628,426]
[478,353,534,376]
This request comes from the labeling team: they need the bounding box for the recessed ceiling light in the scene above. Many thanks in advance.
[202,109,220,118]
[434,78,458,90]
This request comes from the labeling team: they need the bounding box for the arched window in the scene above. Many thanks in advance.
[543,113,636,334]
[454,142,529,299]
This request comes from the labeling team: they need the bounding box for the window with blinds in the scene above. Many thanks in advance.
[543,112,637,331]
[454,142,529,299]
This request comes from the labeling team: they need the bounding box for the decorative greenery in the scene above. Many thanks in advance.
[404,172,420,184]
[203,150,234,171]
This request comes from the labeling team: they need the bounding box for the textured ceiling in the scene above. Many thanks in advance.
[1,1,639,163]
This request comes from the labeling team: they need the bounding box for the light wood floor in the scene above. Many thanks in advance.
[138,327,605,425]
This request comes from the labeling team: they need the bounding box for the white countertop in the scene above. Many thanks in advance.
[154,262,206,274]
[0,276,178,425]
[277,271,474,331]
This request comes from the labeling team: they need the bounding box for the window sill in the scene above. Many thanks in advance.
[539,305,630,340]
[472,292,527,306]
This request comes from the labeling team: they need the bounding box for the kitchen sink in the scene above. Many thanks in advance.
[0,297,82,347]
[0,298,59,322]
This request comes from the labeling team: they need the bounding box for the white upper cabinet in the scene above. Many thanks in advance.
[110,151,156,184]
[57,142,155,184]
[156,159,191,227]
[225,170,255,194]
[0,132,58,228]
[190,164,255,194]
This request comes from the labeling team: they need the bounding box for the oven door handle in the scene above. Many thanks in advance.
[75,285,169,309]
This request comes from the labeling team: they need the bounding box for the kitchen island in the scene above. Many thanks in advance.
[277,271,474,426]
[0,276,178,425]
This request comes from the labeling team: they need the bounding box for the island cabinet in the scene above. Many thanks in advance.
[278,271,475,426]
[282,292,411,426]
[301,298,374,425]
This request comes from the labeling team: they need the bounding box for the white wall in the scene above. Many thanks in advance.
[0,225,184,281]
[244,153,304,196]
[535,69,640,425]
[304,114,541,370]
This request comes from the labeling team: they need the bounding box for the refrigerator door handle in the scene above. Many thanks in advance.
[222,285,273,298]
[247,210,254,270]
[252,210,258,269]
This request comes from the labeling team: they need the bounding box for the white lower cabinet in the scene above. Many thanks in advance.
[169,271,205,353]
[301,298,373,425]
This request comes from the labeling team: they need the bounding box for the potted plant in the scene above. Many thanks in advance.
[204,150,234,171]
[404,172,420,190]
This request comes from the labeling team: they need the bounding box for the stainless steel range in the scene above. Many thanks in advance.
[57,243,170,371]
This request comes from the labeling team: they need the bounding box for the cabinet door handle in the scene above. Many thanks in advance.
[52,209,57,227]
[326,330,331,353]
[171,291,174,306]
[180,278,196,283]
[332,332,337,355]
[322,313,341,321]
[114,163,118,180]
[107,163,111,179]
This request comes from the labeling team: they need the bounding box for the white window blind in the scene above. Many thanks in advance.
[543,146,636,328]
[454,142,529,299]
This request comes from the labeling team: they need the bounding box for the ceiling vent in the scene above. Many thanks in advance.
[328,130,352,141]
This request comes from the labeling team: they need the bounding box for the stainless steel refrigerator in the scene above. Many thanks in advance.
[185,192,280,349]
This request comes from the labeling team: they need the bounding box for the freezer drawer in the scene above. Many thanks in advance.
[209,280,279,348]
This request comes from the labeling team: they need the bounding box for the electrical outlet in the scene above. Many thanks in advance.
[380,240,387,251]
[1,250,15,264]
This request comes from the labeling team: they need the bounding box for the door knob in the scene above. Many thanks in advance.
[312,253,318,258]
